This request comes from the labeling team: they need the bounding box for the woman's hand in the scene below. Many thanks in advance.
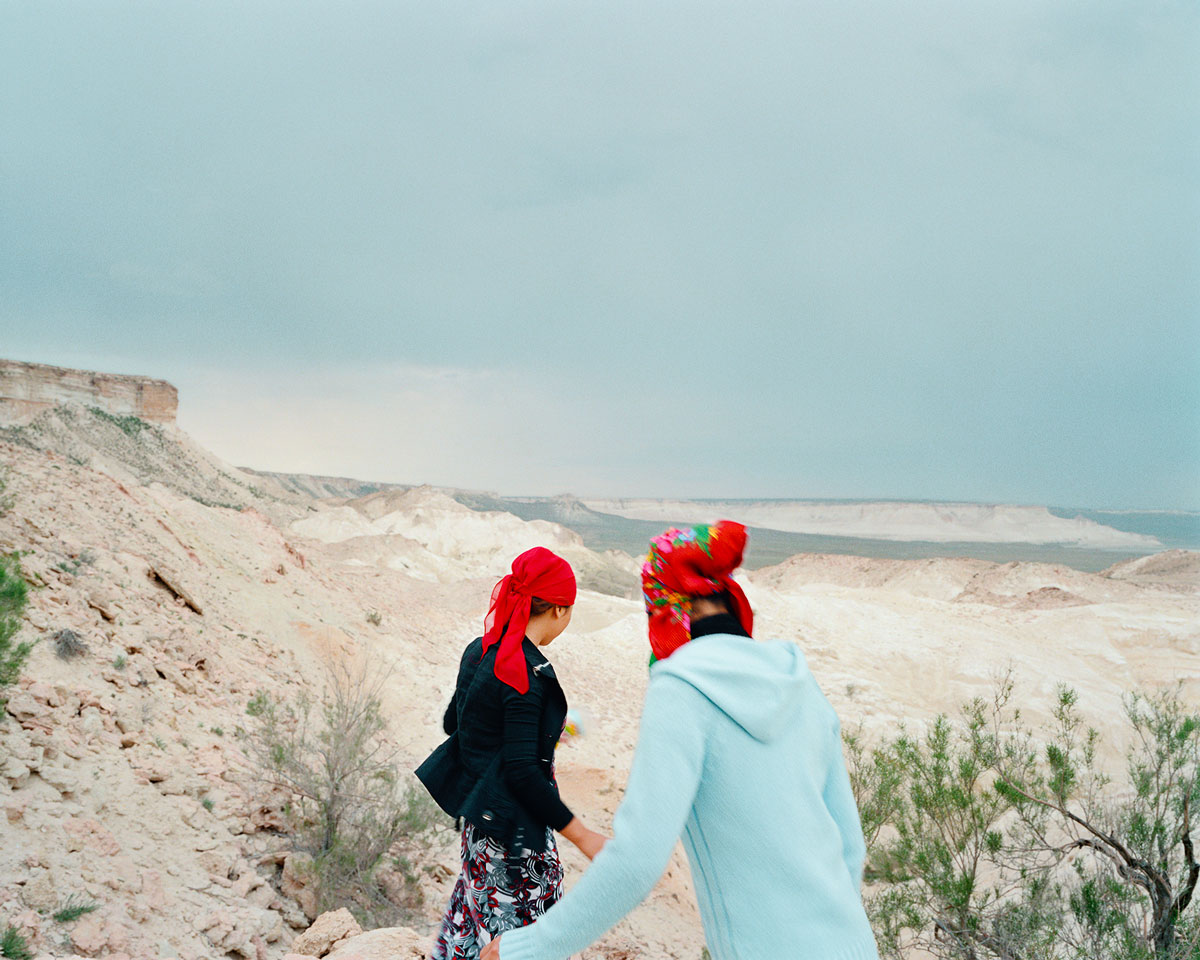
[481,935,502,960]
[574,827,608,860]
[560,816,609,861]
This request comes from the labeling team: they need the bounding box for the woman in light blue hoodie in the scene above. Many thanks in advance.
[482,521,879,960]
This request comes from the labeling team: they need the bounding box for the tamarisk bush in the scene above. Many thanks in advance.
[245,657,448,924]
[850,676,1199,960]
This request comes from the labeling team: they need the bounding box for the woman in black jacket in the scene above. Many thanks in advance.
[418,547,606,960]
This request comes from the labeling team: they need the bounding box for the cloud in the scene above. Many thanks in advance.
[2,0,1197,507]
[176,361,653,494]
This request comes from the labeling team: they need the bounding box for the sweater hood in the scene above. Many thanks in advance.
[650,634,811,743]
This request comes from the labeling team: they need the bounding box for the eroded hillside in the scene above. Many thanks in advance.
[1,404,1198,960]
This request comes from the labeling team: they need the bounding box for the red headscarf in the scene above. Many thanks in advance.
[481,547,577,693]
[641,521,753,664]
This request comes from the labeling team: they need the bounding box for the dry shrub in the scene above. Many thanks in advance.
[0,553,31,709]
[53,628,88,660]
[0,467,13,518]
[245,657,449,924]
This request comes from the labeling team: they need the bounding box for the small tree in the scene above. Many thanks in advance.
[246,657,446,923]
[853,680,1200,960]
[0,552,32,710]
[856,681,1060,960]
[997,686,1199,960]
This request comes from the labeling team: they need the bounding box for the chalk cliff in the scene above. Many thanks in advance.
[0,358,178,425]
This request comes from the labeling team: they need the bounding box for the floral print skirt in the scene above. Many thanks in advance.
[431,820,564,960]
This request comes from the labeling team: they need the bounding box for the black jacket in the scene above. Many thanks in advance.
[415,636,572,852]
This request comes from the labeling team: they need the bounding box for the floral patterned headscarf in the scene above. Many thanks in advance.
[641,520,753,665]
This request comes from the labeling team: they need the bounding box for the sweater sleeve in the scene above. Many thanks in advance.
[499,675,707,960]
[501,684,573,832]
[823,711,867,890]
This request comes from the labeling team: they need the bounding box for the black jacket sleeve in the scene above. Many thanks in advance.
[442,691,458,736]
[500,684,573,831]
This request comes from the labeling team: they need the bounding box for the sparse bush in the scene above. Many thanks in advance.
[191,495,243,510]
[245,658,449,925]
[56,549,96,577]
[0,926,32,960]
[0,553,32,710]
[245,689,269,717]
[0,467,13,517]
[88,406,148,437]
[211,726,224,737]
[997,685,1200,960]
[53,628,89,660]
[852,677,1200,960]
[202,797,215,812]
[113,654,127,670]
[854,681,1050,960]
[52,895,98,923]
[844,722,904,852]
[365,609,382,626]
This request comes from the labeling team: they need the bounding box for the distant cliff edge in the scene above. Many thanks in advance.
[0,357,178,425]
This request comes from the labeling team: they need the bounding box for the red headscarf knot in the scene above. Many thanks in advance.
[641,520,753,665]
[481,547,576,693]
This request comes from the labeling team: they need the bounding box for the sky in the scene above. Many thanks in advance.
[2,1,1198,509]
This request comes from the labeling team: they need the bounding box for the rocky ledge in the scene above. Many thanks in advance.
[0,359,178,426]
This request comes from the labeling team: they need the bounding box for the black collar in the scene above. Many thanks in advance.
[523,637,559,680]
[690,612,751,640]
[476,635,552,671]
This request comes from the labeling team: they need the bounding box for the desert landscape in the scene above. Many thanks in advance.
[1,361,1197,960]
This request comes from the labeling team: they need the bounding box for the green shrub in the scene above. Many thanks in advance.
[88,406,148,437]
[0,467,13,518]
[851,677,1200,960]
[0,926,32,960]
[854,683,1050,959]
[245,659,449,925]
[52,895,99,923]
[997,685,1200,960]
[0,553,32,710]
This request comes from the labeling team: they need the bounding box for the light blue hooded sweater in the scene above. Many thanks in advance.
[499,633,880,960]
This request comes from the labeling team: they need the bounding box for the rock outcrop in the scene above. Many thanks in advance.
[289,909,363,957]
[0,358,178,425]
[325,925,427,959]
[282,918,426,960]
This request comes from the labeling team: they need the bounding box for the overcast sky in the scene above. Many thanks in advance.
[2,1,1197,508]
